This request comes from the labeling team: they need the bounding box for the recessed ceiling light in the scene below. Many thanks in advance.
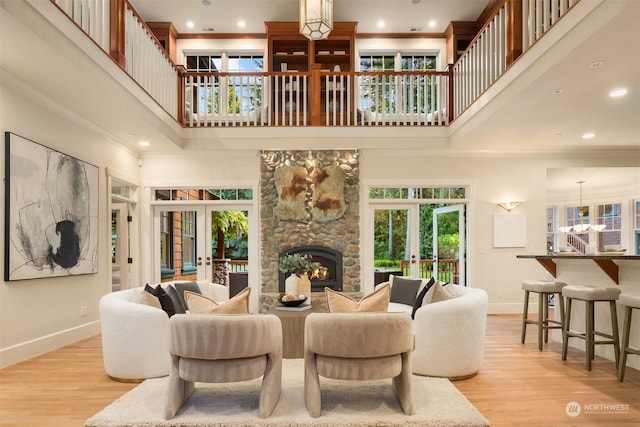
[609,88,628,97]
[589,60,605,68]
[551,88,563,95]
[139,141,150,147]
[186,21,194,29]
[582,133,595,139]
[428,20,436,28]
[238,20,246,28]
[377,20,385,29]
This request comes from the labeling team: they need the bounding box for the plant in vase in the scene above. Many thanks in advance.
[278,253,320,299]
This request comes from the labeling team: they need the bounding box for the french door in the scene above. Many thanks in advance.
[369,202,467,287]
[433,204,466,285]
[152,203,253,284]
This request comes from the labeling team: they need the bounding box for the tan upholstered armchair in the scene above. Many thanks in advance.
[304,312,414,418]
[164,314,283,419]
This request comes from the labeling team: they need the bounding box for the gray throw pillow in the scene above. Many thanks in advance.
[389,276,423,306]
[174,281,201,309]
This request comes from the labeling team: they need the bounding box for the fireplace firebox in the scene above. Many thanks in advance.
[279,246,343,292]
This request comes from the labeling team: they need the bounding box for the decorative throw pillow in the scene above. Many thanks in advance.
[423,281,456,305]
[128,288,161,309]
[411,277,436,319]
[389,276,423,306]
[166,285,187,314]
[325,283,390,313]
[185,287,250,314]
[174,281,202,309]
[148,284,178,317]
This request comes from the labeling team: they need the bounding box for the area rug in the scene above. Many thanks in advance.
[86,359,490,427]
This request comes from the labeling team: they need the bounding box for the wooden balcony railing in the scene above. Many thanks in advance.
[51,0,580,128]
[182,69,450,127]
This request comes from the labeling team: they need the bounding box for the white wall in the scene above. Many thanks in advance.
[140,149,640,370]
[0,79,140,368]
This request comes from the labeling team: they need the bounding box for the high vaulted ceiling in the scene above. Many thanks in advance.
[1,0,638,158]
[129,0,489,35]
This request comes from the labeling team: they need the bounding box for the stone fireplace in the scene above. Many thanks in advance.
[279,246,343,292]
[259,150,360,312]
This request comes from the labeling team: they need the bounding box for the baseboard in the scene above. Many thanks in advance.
[488,302,528,314]
[0,320,101,369]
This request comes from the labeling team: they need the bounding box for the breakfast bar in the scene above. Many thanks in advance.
[516,254,640,285]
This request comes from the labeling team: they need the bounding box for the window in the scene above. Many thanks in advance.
[401,54,437,114]
[546,207,556,252]
[565,204,590,230]
[182,211,197,275]
[359,53,439,116]
[154,188,253,201]
[185,54,264,116]
[597,202,622,249]
[360,55,396,114]
[369,187,466,200]
[160,210,174,277]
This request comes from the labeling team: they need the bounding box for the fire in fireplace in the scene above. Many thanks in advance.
[279,246,343,292]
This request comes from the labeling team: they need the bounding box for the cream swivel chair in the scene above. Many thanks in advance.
[164,313,283,419]
[304,312,414,418]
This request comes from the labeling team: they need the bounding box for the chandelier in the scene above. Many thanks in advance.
[299,0,333,40]
[558,180,606,233]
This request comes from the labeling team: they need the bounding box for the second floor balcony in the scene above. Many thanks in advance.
[49,0,587,130]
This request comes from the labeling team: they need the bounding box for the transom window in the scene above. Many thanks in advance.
[369,187,466,200]
[154,188,253,201]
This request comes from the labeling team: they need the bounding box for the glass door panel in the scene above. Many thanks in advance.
[371,204,419,284]
[433,204,466,285]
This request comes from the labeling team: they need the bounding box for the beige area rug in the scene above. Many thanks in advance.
[86,359,490,427]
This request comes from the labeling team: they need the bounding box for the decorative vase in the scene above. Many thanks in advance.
[285,274,300,295]
[297,273,311,304]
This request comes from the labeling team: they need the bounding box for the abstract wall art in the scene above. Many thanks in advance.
[4,132,99,281]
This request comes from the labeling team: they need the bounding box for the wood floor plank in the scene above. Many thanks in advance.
[0,314,638,426]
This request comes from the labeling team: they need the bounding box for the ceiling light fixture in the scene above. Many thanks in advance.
[186,21,194,29]
[238,20,246,28]
[551,88,563,95]
[582,132,595,139]
[299,0,333,40]
[428,20,436,28]
[589,60,604,68]
[377,20,385,28]
[609,88,628,97]
[202,0,211,5]
[138,141,150,147]
[558,180,605,233]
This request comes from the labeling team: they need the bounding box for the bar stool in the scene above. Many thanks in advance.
[618,291,640,382]
[521,280,567,351]
[562,285,621,371]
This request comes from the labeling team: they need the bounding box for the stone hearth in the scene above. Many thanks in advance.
[259,150,360,313]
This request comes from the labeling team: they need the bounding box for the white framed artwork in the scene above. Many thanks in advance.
[493,214,527,248]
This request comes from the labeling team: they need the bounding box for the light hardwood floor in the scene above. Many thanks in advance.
[0,314,638,427]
